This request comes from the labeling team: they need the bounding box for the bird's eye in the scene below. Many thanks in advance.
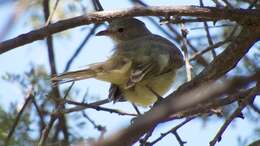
[118,28,124,33]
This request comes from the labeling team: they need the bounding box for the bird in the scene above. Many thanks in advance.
[52,18,184,106]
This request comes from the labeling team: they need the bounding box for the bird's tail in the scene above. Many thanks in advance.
[51,69,96,85]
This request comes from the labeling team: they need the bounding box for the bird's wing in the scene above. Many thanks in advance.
[150,35,184,69]
[123,35,184,89]
[52,56,132,85]
[126,61,155,88]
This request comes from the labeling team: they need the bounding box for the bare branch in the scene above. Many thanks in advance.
[180,25,193,81]
[94,71,260,146]
[42,0,69,144]
[200,0,217,58]
[139,127,155,146]
[209,83,260,146]
[59,100,138,117]
[4,90,33,146]
[150,117,194,145]
[175,26,260,95]
[31,95,46,130]
[190,38,231,61]
[64,25,100,71]
[82,111,106,141]
[172,131,187,146]
[1,5,260,54]
[38,115,57,146]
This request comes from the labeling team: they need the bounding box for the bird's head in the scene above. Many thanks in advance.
[96,18,151,42]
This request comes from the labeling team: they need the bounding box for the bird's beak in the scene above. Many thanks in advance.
[95,29,113,36]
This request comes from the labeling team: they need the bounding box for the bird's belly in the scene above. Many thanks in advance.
[121,70,176,106]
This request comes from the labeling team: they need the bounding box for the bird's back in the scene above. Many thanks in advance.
[114,34,184,74]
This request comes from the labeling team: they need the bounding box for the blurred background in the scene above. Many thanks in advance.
[0,0,259,146]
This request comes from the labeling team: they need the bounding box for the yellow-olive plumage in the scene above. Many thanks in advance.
[52,18,184,106]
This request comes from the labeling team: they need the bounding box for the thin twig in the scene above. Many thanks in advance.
[64,0,102,71]
[139,126,155,146]
[38,82,75,146]
[45,0,60,26]
[59,101,138,116]
[43,0,58,76]
[65,98,110,106]
[82,111,106,132]
[58,98,136,116]
[43,0,69,143]
[200,0,217,58]
[4,90,33,146]
[180,24,192,81]
[190,39,231,61]
[94,71,260,146]
[164,87,257,121]
[82,110,106,143]
[38,115,57,146]
[82,111,106,141]
[150,116,195,145]
[172,131,187,146]
[64,25,100,71]
[31,95,46,129]
[63,82,75,99]
[209,83,260,146]
[166,23,209,67]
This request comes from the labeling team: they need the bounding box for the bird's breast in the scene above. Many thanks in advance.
[121,70,176,106]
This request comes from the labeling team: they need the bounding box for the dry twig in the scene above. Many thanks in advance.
[209,83,260,146]
[4,90,33,146]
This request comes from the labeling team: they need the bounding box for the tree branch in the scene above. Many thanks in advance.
[1,5,260,54]
[209,83,260,146]
[149,117,194,145]
[43,0,69,144]
[4,90,33,146]
[174,26,260,96]
[94,71,260,146]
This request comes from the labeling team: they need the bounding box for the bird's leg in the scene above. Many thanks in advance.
[131,103,141,115]
[130,103,142,125]
[146,85,164,105]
